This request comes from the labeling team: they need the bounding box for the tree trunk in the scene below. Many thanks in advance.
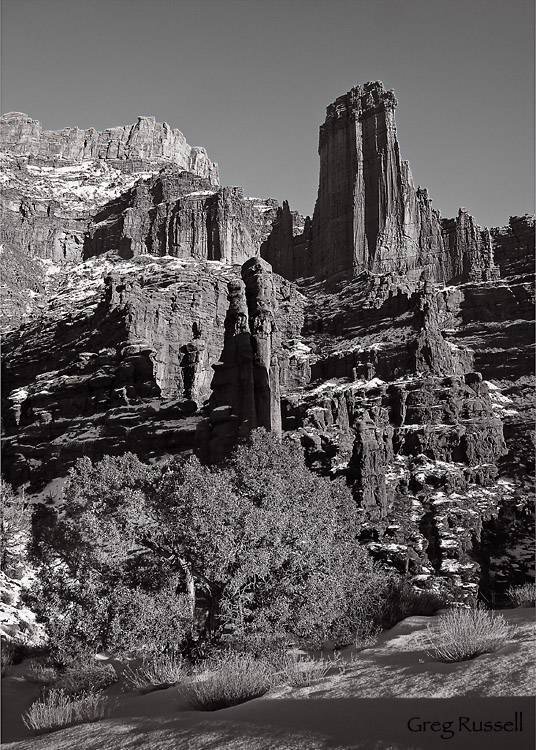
[178,557,196,621]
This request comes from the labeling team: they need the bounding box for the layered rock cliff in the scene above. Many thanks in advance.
[0,115,287,330]
[0,112,219,182]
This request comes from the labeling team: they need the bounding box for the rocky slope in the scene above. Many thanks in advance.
[1,84,533,604]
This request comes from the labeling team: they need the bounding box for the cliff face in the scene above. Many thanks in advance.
[84,168,279,265]
[0,112,219,183]
[0,117,287,331]
[2,254,305,489]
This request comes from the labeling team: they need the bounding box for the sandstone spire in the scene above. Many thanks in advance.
[265,81,498,286]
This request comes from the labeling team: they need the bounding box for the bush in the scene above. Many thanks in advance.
[26,661,60,686]
[32,436,386,659]
[381,578,446,628]
[425,607,516,662]
[186,652,275,710]
[278,653,335,688]
[57,658,117,695]
[123,652,186,691]
[507,582,536,608]
[1,638,16,677]
[22,688,109,735]
[353,628,380,651]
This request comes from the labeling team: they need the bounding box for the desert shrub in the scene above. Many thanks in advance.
[219,430,384,648]
[507,582,536,607]
[278,653,335,687]
[30,455,191,662]
[123,652,186,691]
[57,658,117,695]
[353,627,380,651]
[425,607,516,662]
[1,638,16,676]
[187,652,275,710]
[26,660,60,686]
[381,578,446,628]
[22,688,109,734]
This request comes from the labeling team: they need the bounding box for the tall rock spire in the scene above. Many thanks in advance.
[311,81,442,282]
[285,81,499,286]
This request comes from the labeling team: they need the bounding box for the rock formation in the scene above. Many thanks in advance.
[84,169,279,264]
[1,83,533,604]
[0,112,219,183]
[263,81,499,287]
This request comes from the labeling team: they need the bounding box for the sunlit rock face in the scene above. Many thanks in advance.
[0,112,219,183]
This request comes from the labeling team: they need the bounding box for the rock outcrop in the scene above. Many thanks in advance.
[491,215,535,278]
[1,252,306,490]
[84,167,280,264]
[196,258,307,462]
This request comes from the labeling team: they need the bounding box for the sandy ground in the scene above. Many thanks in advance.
[1,608,534,750]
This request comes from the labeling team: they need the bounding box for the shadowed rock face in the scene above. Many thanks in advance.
[84,171,279,265]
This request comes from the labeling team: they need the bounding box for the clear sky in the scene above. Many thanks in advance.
[1,0,534,228]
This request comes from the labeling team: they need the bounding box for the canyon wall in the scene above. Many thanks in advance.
[0,112,219,183]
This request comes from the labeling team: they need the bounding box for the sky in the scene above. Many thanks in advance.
[1,0,534,228]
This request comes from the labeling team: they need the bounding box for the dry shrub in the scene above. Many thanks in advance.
[1,638,16,677]
[426,607,516,663]
[353,627,380,651]
[22,688,109,734]
[57,658,117,695]
[279,653,335,687]
[26,661,60,686]
[507,582,536,608]
[123,652,186,691]
[381,578,446,628]
[186,652,275,711]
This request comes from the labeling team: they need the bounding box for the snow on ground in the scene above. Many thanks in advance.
[2,609,534,749]
[0,570,46,647]
[0,153,156,211]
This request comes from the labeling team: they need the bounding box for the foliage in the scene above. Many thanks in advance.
[278,653,335,687]
[30,454,191,663]
[186,651,275,710]
[57,658,117,695]
[22,688,109,735]
[1,637,16,677]
[122,652,187,691]
[425,607,516,662]
[507,582,536,607]
[26,660,60,687]
[1,481,31,578]
[380,578,446,628]
[218,430,381,647]
[31,430,390,658]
